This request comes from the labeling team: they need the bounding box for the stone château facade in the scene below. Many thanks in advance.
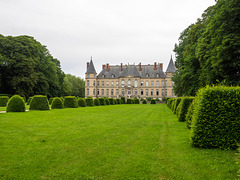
[85,57,176,99]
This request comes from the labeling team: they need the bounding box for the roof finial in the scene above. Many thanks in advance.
[91,56,92,61]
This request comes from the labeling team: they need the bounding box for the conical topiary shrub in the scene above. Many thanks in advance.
[51,97,63,109]
[78,98,86,107]
[29,95,50,110]
[64,96,78,108]
[6,95,25,112]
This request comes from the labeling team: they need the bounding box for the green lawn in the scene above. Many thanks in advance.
[0,104,238,179]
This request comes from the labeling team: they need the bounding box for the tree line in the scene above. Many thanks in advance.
[173,0,240,96]
[0,35,85,98]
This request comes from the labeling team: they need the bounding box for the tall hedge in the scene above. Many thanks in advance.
[121,97,126,104]
[27,97,33,105]
[186,100,195,129]
[6,95,25,112]
[190,86,240,150]
[173,97,182,114]
[177,97,194,122]
[142,99,147,104]
[105,98,110,105]
[30,95,50,110]
[114,99,118,104]
[78,98,86,107]
[0,96,9,107]
[86,97,95,106]
[51,97,63,109]
[64,96,78,108]
[150,99,156,104]
[108,98,115,105]
[134,99,140,104]
[127,98,134,104]
[116,98,122,104]
[94,98,100,106]
[99,98,106,106]
[49,97,54,105]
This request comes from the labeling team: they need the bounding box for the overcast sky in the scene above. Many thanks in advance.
[0,0,216,78]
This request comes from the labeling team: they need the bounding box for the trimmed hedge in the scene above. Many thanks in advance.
[142,99,147,104]
[121,97,126,104]
[105,98,110,105]
[27,97,33,105]
[147,97,152,101]
[49,97,54,105]
[134,99,140,104]
[94,98,100,106]
[155,98,160,102]
[51,97,63,109]
[108,98,115,105]
[186,100,195,129]
[78,98,86,107]
[190,86,240,150]
[99,98,106,106]
[30,95,50,110]
[64,96,78,108]
[116,98,122,104]
[171,99,176,111]
[127,98,134,104]
[150,99,156,104]
[6,95,25,112]
[114,99,118,104]
[86,97,95,106]
[176,97,194,122]
[173,97,182,114]
[0,96,9,107]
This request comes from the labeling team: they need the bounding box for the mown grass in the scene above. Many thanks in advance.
[0,104,238,179]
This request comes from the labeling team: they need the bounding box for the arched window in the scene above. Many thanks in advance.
[156,81,159,86]
[87,80,89,86]
[111,89,114,95]
[156,73,159,77]
[87,88,89,95]
[128,79,131,87]
[156,89,159,96]
[146,89,149,96]
[151,89,154,96]
[97,89,99,95]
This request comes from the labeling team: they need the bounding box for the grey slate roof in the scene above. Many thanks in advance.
[86,60,97,74]
[166,57,176,73]
[97,64,166,79]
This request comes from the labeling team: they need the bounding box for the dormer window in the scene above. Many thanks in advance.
[156,73,159,77]
[102,74,105,78]
[111,74,115,78]
[87,74,90,78]
[146,73,149,77]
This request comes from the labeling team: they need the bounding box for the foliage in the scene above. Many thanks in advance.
[98,98,106,106]
[49,97,54,105]
[105,98,110,105]
[6,95,25,112]
[63,74,85,97]
[27,97,33,105]
[121,97,126,104]
[29,95,50,110]
[0,96,9,107]
[186,100,196,129]
[78,98,86,107]
[114,99,118,104]
[140,98,144,101]
[142,99,147,104]
[155,98,160,102]
[51,97,63,109]
[190,86,240,149]
[108,98,115,105]
[150,99,156,104]
[94,98,100,106]
[134,99,140,104]
[147,97,152,101]
[173,98,182,114]
[176,97,194,122]
[127,98,134,104]
[85,97,94,107]
[64,96,78,108]
[116,98,122,104]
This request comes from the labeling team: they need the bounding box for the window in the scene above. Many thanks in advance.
[151,89,153,96]
[116,89,119,95]
[87,80,89,86]
[122,80,125,87]
[87,74,89,78]
[161,80,164,86]
[102,89,104,95]
[102,74,105,78]
[146,89,149,96]
[106,89,109,95]
[156,73,159,77]
[141,81,143,86]
[97,81,99,86]
[111,74,115,78]
[128,79,131,87]
[128,90,131,95]
[135,89,137,95]
[146,81,149,86]
[156,89,159,96]
[93,81,95,86]
[102,81,104,86]
[135,80,137,87]
[156,81,159,86]
[87,88,89,95]
[166,80,168,86]
[111,89,114,95]
[165,89,168,96]
[151,81,154,86]
[111,81,114,86]
[122,89,124,95]
[146,73,149,77]
[116,81,119,86]
[141,89,143,95]
[107,81,109,86]
[93,89,95,95]
[162,89,164,96]
[97,89,99,95]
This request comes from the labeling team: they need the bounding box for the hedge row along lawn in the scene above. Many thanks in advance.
[0,104,238,179]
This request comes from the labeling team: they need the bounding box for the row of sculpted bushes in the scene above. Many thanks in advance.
[167,86,240,150]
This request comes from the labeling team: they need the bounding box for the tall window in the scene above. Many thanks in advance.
[156,73,159,77]
[135,80,137,87]
[146,89,149,96]
[87,74,89,78]
[107,81,109,86]
[102,89,104,95]
[116,81,119,86]
[111,74,115,78]
[93,81,95,86]
[111,89,114,95]
[93,89,95,95]
[102,81,104,86]
[161,80,164,86]
[165,89,168,96]
[156,81,159,86]
[122,89,124,95]
[122,80,125,87]
[106,89,109,95]
[151,89,153,96]
[156,89,159,96]
[166,80,168,86]
[128,79,131,87]
[128,90,131,95]
[87,88,89,95]
[151,81,154,86]
[141,89,144,95]
[97,89,99,95]
[141,81,143,86]
[146,81,149,87]
[87,80,89,86]
[162,89,164,96]
[116,89,119,95]
[135,89,137,95]
[146,73,149,77]
[111,81,114,86]
[97,81,99,86]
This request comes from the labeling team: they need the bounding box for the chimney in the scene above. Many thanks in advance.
[160,63,163,70]
[107,63,109,72]
[139,63,142,71]
[102,64,106,70]
[154,62,157,70]
[120,63,123,71]
[87,62,89,69]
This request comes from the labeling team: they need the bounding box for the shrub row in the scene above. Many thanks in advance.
[0,96,9,107]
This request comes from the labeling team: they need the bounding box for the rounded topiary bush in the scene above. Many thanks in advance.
[147,97,152,101]
[150,99,156,104]
[121,97,126,104]
[98,98,106,106]
[127,98,134,104]
[134,99,140,104]
[116,98,122,104]
[49,97,54,105]
[94,98,100,106]
[27,97,33,105]
[142,99,147,104]
[105,98,110,105]
[64,96,78,108]
[78,98,86,107]
[29,95,50,110]
[6,95,25,112]
[114,99,118,104]
[0,96,9,107]
[86,97,95,106]
[108,98,115,105]
[155,98,160,102]
[22,97,26,103]
[51,97,63,109]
